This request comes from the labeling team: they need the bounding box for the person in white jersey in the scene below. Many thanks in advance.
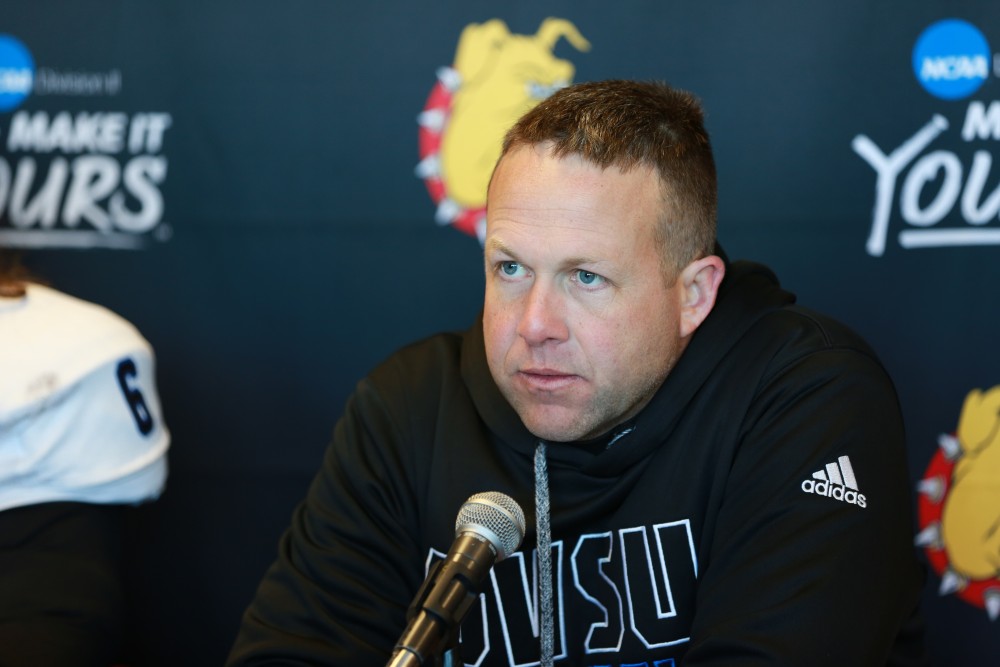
[0,251,170,667]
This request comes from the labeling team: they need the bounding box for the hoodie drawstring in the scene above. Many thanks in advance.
[534,441,554,667]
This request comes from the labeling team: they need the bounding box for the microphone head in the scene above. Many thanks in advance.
[455,492,526,561]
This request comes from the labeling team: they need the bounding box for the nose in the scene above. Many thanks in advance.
[516,280,569,346]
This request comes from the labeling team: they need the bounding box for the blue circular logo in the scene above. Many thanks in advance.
[913,19,991,100]
[0,34,34,112]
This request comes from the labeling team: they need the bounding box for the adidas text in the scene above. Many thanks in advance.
[800,480,867,508]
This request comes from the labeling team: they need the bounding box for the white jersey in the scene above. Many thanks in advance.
[0,283,169,512]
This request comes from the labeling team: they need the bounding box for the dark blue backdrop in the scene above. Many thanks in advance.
[2,1,998,664]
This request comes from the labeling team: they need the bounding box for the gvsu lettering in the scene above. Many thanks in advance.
[0,110,172,248]
[852,101,1000,256]
[428,520,698,665]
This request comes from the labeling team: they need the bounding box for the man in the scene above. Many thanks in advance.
[228,80,926,665]
[0,253,170,666]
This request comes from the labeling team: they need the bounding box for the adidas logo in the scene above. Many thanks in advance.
[800,455,867,509]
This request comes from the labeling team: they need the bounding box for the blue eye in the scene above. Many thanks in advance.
[576,270,603,286]
[500,261,521,276]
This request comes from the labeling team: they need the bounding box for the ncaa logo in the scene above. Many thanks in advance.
[912,19,990,100]
[0,34,34,112]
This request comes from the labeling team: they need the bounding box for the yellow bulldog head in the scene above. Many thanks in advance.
[440,18,590,210]
[941,385,1000,580]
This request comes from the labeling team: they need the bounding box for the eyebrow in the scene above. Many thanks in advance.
[484,238,516,258]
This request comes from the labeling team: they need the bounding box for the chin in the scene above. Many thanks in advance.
[504,392,596,442]
[521,415,592,443]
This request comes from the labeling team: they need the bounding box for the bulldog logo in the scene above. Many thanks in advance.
[416,18,590,239]
[916,385,1000,620]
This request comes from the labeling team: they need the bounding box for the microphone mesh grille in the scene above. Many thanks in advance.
[455,491,526,561]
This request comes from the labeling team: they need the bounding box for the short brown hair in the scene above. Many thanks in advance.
[499,80,717,274]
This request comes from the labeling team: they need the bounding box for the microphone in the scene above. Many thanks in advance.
[387,491,526,667]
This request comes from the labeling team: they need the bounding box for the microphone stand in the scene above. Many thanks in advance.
[387,560,467,667]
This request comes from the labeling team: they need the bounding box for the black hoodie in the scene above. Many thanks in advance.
[228,259,927,666]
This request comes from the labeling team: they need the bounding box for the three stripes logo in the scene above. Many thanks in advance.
[800,455,868,509]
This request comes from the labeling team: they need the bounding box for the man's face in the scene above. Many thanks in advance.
[483,144,690,443]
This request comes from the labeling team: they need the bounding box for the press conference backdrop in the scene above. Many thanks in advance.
[1,1,997,664]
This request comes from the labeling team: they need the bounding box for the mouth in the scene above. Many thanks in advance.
[516,368,580,392]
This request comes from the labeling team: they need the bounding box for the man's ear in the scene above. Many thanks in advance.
[678,255,725,338]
